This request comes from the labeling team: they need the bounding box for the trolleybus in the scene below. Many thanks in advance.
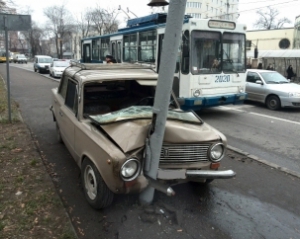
[81,13,247,110]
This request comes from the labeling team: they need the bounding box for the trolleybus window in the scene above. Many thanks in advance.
[100,38,110,61]
[191,31,221,74]
[222,33,246,72]
[124,34,137,62]
[138,30,156,63]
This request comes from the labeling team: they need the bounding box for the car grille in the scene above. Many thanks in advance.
[160,143,210,164]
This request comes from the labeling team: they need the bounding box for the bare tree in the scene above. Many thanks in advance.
[76,9,92,39]
[0,0,15,13]
[20,21,44,57]
[88,6,119,35]
[44,5,74,58]
[254,7,291,30]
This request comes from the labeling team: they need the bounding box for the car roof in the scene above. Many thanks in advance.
[64,62,159,84]
[247,69,276,73]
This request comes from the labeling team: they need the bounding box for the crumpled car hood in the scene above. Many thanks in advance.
[99,119,221,153]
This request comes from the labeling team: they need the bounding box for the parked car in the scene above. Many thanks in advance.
[33,55,53,73]
[13,54,27,64]
[50,63,235,209]
[49,60,70,78]
[246,69,300,110]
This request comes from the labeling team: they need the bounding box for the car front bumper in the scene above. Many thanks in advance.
[281,97,300,108]
[53,72,62,77]
[157,168,236,180]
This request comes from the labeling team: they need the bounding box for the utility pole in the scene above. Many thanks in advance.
[139,0,187,205]
[226,0,229,20]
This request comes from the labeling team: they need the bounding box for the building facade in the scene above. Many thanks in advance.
[294,15,300,49]
[246,28,295,53]
[185,0,240,21]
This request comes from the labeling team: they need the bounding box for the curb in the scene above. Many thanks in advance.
[227,145,300,179]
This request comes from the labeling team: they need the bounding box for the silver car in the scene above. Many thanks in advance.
[246,69,300,110]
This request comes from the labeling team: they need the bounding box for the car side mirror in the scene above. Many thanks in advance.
[255,80,263,85]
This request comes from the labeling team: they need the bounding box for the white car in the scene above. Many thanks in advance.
[246,69,300,110]
[49,60,70,78]
[13,54,27,64]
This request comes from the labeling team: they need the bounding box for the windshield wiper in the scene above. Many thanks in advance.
[279,81,288,84]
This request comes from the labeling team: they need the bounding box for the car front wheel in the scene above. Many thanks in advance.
[81,158,114,209]
[266,95,281,110]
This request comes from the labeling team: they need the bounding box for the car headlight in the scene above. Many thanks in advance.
[120,158,140,181]
[193,89,201,97]
[208,143,225,162]
[239,86,245,93]
[288,92,300,98]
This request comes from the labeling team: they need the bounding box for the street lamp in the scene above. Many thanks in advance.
[147,0,169,6]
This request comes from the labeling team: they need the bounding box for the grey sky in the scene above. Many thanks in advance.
[13,0,299,30]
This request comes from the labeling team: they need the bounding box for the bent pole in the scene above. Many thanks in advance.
[139,0,187,205]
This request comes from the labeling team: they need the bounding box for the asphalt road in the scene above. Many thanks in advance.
[2,63,300,239]
[197,101,300,174]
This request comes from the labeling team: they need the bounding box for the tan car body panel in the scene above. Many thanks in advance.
[100,120,222,153]
[51,64,231,195]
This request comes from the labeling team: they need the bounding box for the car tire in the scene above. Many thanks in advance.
[81,158,114,209]
[266,95,281,110]
[34,68,37,72]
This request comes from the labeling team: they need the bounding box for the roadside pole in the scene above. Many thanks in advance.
[0,14,31,123]
[139,0,187,205]
[4,16,11,123]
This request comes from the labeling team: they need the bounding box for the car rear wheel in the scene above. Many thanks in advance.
[81,158,114,209]
[266,95,281,110]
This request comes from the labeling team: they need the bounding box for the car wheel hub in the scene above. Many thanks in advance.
[84,165,97,200]
[270,99,277,107]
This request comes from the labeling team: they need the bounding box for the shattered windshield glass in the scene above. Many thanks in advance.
[89,106,202,125]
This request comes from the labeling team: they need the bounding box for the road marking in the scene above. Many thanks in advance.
[219,105,300,126]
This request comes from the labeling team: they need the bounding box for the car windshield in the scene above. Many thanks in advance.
[40,58,52,63]
[260,72,289,84]
[54,61,69,67]
[18,54,26,58]
[89,106,202,125]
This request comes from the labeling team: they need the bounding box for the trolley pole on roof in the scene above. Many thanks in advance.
[139,0,187,205]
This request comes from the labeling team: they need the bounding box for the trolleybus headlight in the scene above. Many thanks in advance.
[193,89,201,97]
[208,143,225,162]
[120,158,140,181]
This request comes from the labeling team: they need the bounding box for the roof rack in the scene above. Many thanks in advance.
[69,60,156,71]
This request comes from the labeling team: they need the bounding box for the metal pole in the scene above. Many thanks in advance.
[4,16,11,123]
[139,0,187,205]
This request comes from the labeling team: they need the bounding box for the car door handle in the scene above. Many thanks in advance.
[59,111,63,117]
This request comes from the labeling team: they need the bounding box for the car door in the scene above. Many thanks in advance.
[246,72,267,102]
[55,76,78,158]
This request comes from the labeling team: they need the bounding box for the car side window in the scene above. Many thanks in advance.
[58,76,68,99]
[247,72,260,83]
[65,80,78,114]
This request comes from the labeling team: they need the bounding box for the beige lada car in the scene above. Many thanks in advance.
[50,62,235,209]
